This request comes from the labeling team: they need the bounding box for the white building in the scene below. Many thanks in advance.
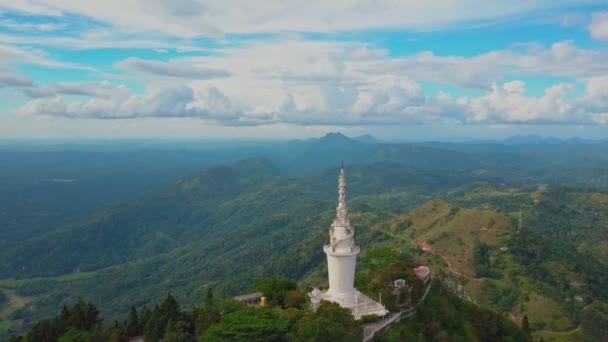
[310,165,388,319]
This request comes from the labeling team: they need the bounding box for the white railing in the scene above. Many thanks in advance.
[361,277,433,342]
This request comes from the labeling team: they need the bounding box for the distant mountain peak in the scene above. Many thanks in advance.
[503,134,561,144]
[353,134,380,144]
[234,156,280,178]
[318,132,352,142]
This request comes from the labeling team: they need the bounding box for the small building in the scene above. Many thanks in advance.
[414,266,430,284]
[393,279,407,289]
[234,292,264,306]
[417,241,433,252]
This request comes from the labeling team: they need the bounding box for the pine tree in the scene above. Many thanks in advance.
[125,306,140,336]
[522,315,531,335]
[205,287,214,307]
[139,305,151,327]
[159,293,180,322]
[144,307,164,342]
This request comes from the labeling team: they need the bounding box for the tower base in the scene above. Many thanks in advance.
[313,288,389,319]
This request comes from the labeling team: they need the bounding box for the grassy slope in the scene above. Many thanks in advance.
[0,271,99,334]
[371,194,607,340]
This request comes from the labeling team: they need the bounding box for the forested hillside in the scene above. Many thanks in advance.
[1,135,608,340]
[8,248,528,342]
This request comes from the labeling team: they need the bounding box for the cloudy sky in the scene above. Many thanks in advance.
[1,1,608,140]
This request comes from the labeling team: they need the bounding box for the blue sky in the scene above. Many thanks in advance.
[1,1,608,140]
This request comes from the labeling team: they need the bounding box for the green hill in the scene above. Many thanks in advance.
[370,185,608,341]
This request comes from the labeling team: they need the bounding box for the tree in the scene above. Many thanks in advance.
[205,287,215,307]
[27,319,59,342]
[0,290,7,307]
[253,277,297,307]
[159,293,180,322]
[57,328,91,342]
[473,240,492,277]
[163,320,192,342]
[125,306,140,337]
[292,302,363,342]
[285,290,308,309]
[201,306,291,342]
[522,315,531,336]
[144,306,165,342]
[139,306,152,327]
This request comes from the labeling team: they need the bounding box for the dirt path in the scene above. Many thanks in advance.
[0,288,33,320]
[531,300,597,337]
[581,300,597,312]
[442,256,484,282]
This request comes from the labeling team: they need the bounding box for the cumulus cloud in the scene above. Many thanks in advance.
[15,76,607,126]
[517,41,608,78]
[588,12,608,41]
[364,50,515,90]
[9,37,608,126]
[114,57,231,80]
[16,83,249,122]
[461,81,581,124]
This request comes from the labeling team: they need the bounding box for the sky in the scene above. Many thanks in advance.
[1,1,608,140]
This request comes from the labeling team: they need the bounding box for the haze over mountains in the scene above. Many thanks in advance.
[1,133,608,341]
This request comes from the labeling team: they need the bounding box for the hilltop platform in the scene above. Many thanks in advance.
[316,289,388,319]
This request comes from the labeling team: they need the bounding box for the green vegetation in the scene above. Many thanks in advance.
[252,277,298,308]
[7,277,363,342]
[292,302,362,342]
[8,298,103,342]
[473,240,492,278]
[376,284,528,342]
[202,306,293,341]
[2,139,608,341]
[0,290,7,307]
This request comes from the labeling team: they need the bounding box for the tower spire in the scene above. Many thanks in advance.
[337,165,348,225]
[518,209,522,233]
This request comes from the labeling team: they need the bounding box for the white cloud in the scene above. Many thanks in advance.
[23,81,130,99]
[9,38,608,126]
[461,81,581,124]
[15,83,249,122]
[114,57,231,80]
[560,12,587,27]
[0,43,94,70]
[363,50,515,89]
[2,0,608,130]
[0,0,598,37]
[0,67,34,87]
[581,75,608,111]
[0,19,66,32]
[588,12,608,41]
[517,41,608,78]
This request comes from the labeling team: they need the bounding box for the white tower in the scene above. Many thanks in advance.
[311,164,388,319]
[323,164,360,303]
